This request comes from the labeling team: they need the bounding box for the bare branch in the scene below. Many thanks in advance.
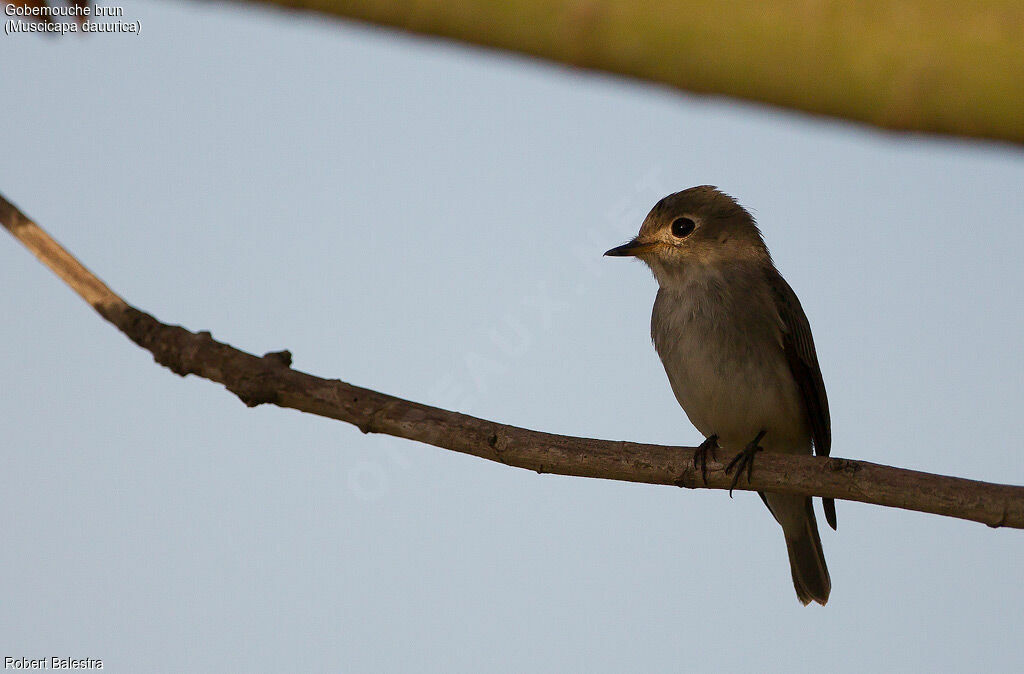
[3,192,1023,529]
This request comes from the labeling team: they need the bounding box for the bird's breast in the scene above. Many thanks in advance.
[651,287,809,452]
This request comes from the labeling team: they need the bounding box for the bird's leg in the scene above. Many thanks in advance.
[724,429,766,496]
[693,434,719,485]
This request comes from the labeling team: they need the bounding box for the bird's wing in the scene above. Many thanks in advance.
[765,267,837,530]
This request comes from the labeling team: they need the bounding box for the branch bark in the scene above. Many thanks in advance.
[217,0,1024,146]
[3,191,1023,529]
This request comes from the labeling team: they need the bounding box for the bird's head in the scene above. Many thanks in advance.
[605,186,770,289]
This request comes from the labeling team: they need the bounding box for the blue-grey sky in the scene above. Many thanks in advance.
[2,2,1023,671]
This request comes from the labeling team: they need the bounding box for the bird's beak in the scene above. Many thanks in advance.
[604,237,659,257]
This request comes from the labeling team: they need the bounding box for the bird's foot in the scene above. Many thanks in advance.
[693,434,719,485]
[724,430,766,497]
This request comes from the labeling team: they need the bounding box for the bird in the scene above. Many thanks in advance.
[605,186,834,605]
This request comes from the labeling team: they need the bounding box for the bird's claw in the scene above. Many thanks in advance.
[724,430,766,497]
[693,434,719,485]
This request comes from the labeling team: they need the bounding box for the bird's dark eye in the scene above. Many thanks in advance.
[671,217,696,238]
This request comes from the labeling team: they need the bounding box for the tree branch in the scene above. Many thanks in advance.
[217,0,1024,146]
[3,191,1023,529]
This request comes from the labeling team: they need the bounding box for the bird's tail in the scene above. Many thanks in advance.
[763,493,831,606]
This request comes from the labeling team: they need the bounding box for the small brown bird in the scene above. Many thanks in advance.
[606,186,834,605]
